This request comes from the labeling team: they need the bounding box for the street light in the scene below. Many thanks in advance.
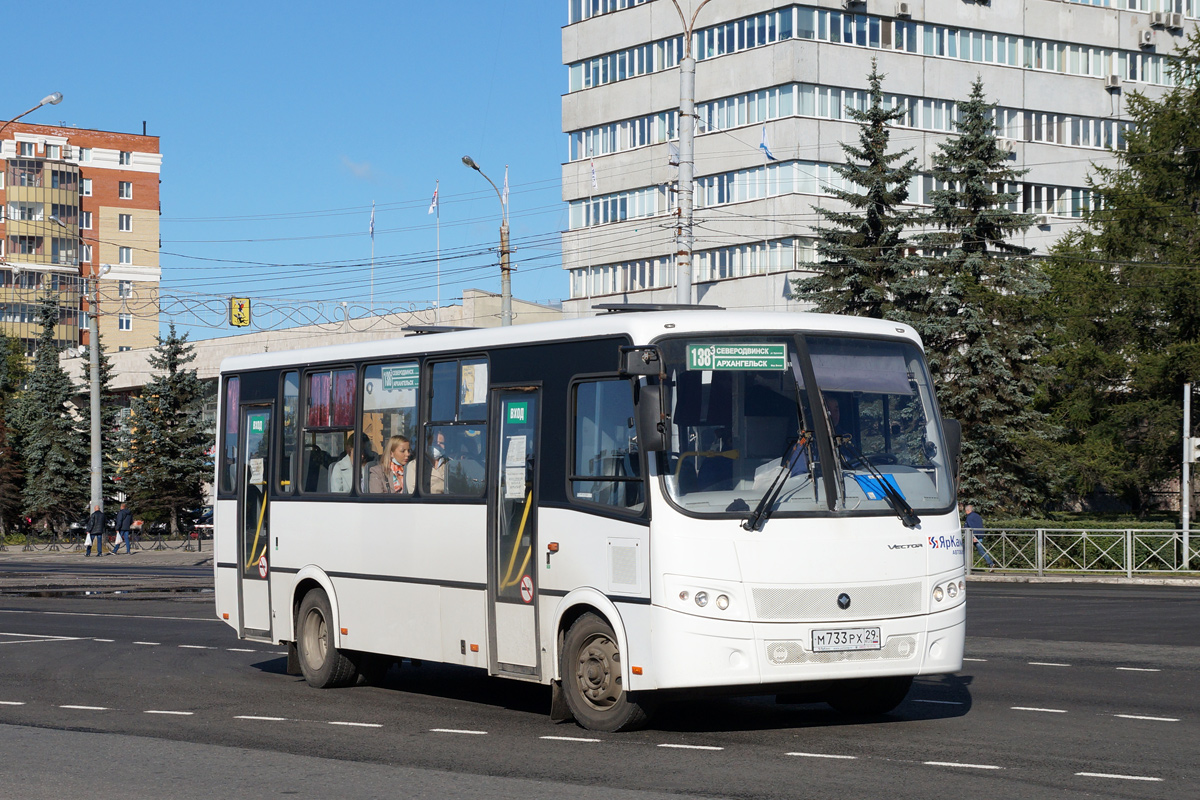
[0,92,64,137]
[461,155,512,326]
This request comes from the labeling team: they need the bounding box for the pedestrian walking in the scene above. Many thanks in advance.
[964,503,995,569]
[113,502,133,555]
[84,504,107,557]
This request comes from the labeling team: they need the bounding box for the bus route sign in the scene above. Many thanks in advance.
[686,343,787,371]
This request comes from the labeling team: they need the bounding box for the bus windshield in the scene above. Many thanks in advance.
[659,334,953,519]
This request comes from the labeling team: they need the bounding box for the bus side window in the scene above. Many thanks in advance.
[424,357,488,498]
[220,376,240,495]
[279,371,298,494]
[570,378,644,512]
[361,361,420,495]
[301,368,357,494]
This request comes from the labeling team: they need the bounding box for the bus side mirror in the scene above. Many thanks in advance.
[619,345,663,377]
[635,383,669,452]
[942,418,961,478]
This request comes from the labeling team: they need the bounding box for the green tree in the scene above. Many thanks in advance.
[1040,30,1200,512]
[895,78,1053,514]
[0,333,28,536]
[10,301,89,534]
[793,59,918,318]
[123,325,208,535]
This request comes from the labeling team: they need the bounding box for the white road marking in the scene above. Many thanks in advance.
[924,761,1002,770]
[329,721,383,728]
[0,701,26,706]
[0,609,219,624]
[1012,707,1067,714]
[914,699,963,706]
[541,736,601,743]
[1028,662,1070,667]
[226,648,257,652]
[1115,667,1160,672]
[962,657,987,662]
[59,705,108,711]
[0,632,84,645]
[235,715,287,721]
[787,752,857,760]
[178,645,215,650]
[658,744,724,751]
[1076,772,1162,782]
[145,710,194,716]
[92,638,114,642]
[430,728,487,735]
[133,642,160,646]
[1113,714,1179,722]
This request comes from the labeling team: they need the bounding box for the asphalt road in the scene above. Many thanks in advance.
[0,570,1196,799]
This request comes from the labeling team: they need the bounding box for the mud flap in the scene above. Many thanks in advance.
[549,680,573,723]
[286,641,302,676]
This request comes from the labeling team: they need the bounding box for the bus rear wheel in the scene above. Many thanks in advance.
[561,613,651,732]
[296,588,357,689]
[826,676,913,715]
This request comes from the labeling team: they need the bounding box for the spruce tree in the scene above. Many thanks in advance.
[896,78,1053,514]
[1040,30,1200,512]
[123,325,207,535]
[0,333,27,536]
[10,300,89,534]
[793,59,918,318]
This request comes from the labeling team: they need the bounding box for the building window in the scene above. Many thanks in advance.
[80,211,92,230]
[119,151,132,165]
[46,144,61,160]
[118,346,131,352]
[118,313,132,331]
[119,246,132,264]
[78,147,92,162]
[118,214,132,232]
[18,142,35,157]
[81,244,92,263]
[118,280,132,298]
[118,181,132,199]
[81,178,92,196]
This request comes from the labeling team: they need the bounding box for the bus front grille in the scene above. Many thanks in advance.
[751,582,922,621]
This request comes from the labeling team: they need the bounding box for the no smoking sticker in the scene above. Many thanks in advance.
[257,555,268,579]
[519,575,534,603]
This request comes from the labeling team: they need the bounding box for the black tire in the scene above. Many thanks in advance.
[826,676,913,715]
[296,588,358,689]
[561,612,652,732]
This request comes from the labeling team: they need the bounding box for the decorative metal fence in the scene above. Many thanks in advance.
[969,529,1198,577]
[0,533,205,553]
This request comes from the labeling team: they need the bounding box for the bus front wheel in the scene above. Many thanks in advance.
[296,588,357,689]
[561,613,651,732]
[826,675,913,715]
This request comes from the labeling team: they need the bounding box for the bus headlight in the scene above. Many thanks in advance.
[715,594,729,610]
[694,591,709,608]
[946,582,958,599]
[679,590,689,602]
[932,586,944,603]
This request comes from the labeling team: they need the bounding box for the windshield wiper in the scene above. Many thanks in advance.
[837,437,921,528]
[742,432,811,532]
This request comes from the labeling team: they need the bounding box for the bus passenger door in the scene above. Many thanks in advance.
[487,386,541,679]
[238,406,273,640]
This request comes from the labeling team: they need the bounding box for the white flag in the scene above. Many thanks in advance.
[369,202,375,238]
[428,183,439,215]
[759,125,776,161]
[502,166,509,209]
[590,159,598,191]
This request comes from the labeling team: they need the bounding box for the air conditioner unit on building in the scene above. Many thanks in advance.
[998,138,1017,154]
[1150,11,1166,27]
[1167,12,1184,30]
[1105,74,1122,90]
[1140,29,1156,48]
[1034,215,1050,227]
[896,1,911,17]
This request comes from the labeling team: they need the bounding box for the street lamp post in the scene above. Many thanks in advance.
[0,92,63,137]
[461,155,512,327]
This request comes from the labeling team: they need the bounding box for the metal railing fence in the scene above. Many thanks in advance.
[0,532,205,553]
[969,528,1198,577]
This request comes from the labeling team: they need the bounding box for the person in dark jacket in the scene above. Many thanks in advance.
[112,502,133,555]
[85,505,107,557]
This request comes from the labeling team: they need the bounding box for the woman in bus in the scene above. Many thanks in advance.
[368,435,414,495]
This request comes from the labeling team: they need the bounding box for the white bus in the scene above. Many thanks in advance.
[213,309,965,731]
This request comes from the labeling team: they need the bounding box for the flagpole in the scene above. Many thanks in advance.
[435,180,441,324]
[370,200,375,313]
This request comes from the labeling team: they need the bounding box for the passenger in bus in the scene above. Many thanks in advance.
[427,431,448,494]
[328,432,355,493]
[368,435,413,494]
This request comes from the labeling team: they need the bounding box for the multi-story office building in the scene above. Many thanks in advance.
[560,1,1197,314]
[1,123,161,355]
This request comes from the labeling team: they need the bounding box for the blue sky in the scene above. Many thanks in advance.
[12,0,569,339]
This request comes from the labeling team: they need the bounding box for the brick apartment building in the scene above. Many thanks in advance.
[1,122,161,356]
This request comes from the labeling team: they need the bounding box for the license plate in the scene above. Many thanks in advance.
[812,627,882,653]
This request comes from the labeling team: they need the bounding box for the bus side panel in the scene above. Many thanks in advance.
[214,498,241,633]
